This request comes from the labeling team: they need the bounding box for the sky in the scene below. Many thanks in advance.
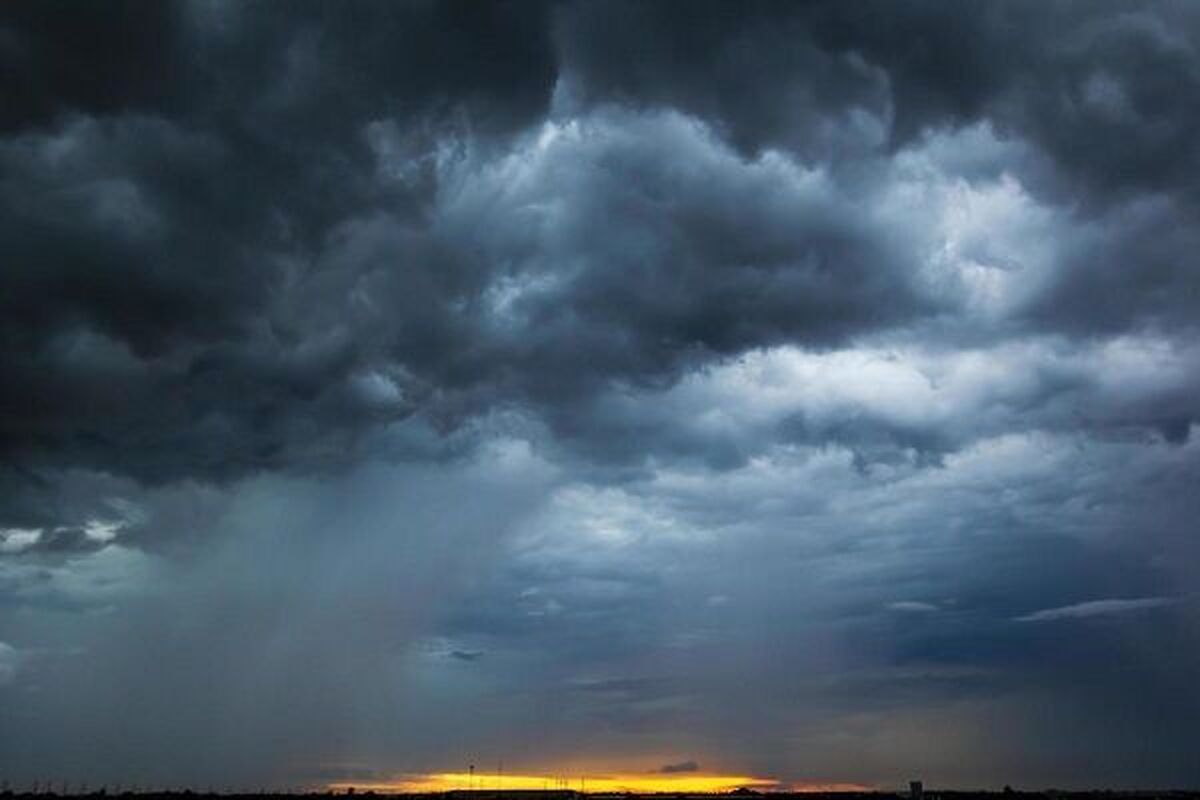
[2,0,1200,791]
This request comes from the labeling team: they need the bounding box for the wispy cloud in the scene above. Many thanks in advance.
[1015,597,1174,622]
[0,641,22,686]
[887,601,939,613]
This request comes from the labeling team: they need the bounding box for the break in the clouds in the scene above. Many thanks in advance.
[2,0,1200,791]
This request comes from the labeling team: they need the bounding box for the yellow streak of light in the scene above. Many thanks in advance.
[328,772,784,794]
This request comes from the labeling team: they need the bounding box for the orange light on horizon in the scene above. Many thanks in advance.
[326,772,870,794]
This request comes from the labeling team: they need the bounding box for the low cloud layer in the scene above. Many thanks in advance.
[2,0,1199,790]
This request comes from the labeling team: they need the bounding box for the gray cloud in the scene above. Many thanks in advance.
[4,2,1200,488]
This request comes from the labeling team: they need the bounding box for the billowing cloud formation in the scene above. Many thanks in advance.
[2,0,1199,791]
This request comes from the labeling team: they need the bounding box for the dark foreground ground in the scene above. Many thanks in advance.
[3,791,1199,800]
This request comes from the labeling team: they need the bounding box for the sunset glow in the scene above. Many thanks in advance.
[327,772,793,794]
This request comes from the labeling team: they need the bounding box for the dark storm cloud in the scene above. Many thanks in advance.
[3,0,1200,790]
[0,0,556,486]
[4,0,1200,491]
[1,1,555,135]
[1024,197,1200,336]
[554,0,1200,339]
[556,0,1200,201]
[0,3,186,132]
[0,66,932,487]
